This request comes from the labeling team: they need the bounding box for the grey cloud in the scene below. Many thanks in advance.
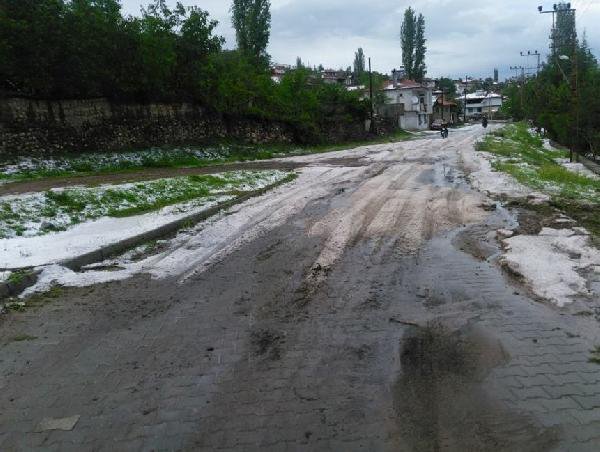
[120,0,599,80]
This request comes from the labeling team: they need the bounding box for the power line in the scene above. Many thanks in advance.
[520,50,542,76]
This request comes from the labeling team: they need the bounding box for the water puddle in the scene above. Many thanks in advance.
[393,322,559,451]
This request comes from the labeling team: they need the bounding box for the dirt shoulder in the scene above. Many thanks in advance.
[0,160,305,196]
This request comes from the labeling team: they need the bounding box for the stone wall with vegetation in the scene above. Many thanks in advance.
[0,97,380,156]
[0,97,306,155]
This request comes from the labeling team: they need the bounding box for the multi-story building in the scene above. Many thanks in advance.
[271,64,291,84]
[379,79,433,130]
[460,91,503,119]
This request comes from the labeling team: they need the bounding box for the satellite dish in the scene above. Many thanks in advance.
[411,96,419,105]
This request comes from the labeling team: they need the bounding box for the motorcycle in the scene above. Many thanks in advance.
[440,127,449,139]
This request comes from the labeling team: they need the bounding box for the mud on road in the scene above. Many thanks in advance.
[2,125,600,451]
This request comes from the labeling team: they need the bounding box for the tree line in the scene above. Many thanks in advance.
[0,0,367,142]
[503,3,600,160]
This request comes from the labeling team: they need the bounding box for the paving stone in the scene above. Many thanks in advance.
[2,142,600,451]
[516,374,554,387]
[545,384,583,399]
[569,408,600,425]
[548,373,588,386]
[541,397,581,411]
[511,385,551,400]
[571,422,600,442]
[573,395,600,410]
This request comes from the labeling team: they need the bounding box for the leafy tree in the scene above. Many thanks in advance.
[400,7,416,80]
[357,71,389,90]
[400,7,427,82]
[0,0,369,144]
[0,0,68,97]
[414,14,426,81]
[353,48,365,82]
[231,0,271,65]
[175,6,224,99]
[552,3,577,60]
[437,77,457,97]
[503,31,600,160]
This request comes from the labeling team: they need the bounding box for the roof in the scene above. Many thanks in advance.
[382,79,426,90]
[434,96,457,107]
[398,79,423,89]
[465,91,502,100]
[346,85,366,91]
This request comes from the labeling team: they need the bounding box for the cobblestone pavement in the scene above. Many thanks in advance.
[1,127,600,451]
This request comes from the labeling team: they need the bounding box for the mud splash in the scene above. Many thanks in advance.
[393,322,558,451]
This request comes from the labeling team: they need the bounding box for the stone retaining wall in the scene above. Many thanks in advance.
[0,97,373,155]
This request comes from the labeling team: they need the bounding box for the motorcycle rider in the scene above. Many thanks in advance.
[441,125,449,138]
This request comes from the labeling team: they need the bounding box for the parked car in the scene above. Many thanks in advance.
[430,119,448,130]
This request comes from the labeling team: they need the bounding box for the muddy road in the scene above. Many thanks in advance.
[2,126,600,451]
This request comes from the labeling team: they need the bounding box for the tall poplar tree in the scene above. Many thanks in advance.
[353,48,365,81]
[400,7,427,82]
[400,7,416,79]
[231,0,271,63]
[414,14,427,81]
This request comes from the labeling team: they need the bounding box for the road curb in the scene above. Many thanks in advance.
[1,175,296,298]
[577,154,600,176]
[0,270,41,300]
[63,176,295,271]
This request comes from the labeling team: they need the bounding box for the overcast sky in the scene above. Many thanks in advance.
[120,0,600,81]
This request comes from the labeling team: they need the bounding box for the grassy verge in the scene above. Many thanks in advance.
[0,170,293,238]
[477,122,600,241]
[6,269,33,285]
[3,287,63,313]
[0,131,413,184]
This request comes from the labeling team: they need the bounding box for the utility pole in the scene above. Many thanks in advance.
[538,4,557,29]
[463,75,468,123]
[520,50,542,76]
[441,89,445,122]
[510,65,524,81]
[569,19,580,162]
[510,65,525,116]
[369,57,374,134]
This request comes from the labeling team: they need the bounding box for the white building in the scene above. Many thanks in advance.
[379,79,433,130]
[271,64,291,84]
[460,91,503,119]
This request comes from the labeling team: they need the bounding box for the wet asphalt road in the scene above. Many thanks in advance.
[2,126,600,451]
